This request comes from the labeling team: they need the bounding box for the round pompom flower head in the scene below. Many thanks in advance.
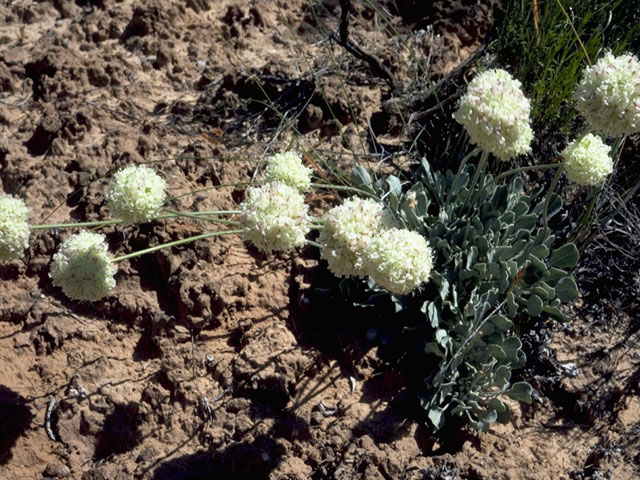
[453,68,534,160]
[574,52,640,137]
[240,181,311,253]
[106,164,167,224]
[49,231,117,301]
[364,228,433,295]
[561,133,613,186]
[0,195,31,261]
[263,151,313,192]
[317,197,390,278]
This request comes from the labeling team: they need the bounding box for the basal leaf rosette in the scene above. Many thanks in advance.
[0,195,31,262]
[240,181,311,253]
[574,52,640,137]
[318,197,389,278]
[263,151,313,192]
[364,228,433,295]
[106,165,167,224]
[454,68,533,160]
[561,133,613,186]
[50,231,117,301]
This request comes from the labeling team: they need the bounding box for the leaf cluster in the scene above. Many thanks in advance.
[349,159,579,431]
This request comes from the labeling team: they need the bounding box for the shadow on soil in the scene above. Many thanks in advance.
[151,406,308,480]
[287,256,480,454]
[0,385,33,465]
[151,435,285,480]
[94,402,143,461]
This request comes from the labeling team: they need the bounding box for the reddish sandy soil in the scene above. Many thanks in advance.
[0,1,638,479]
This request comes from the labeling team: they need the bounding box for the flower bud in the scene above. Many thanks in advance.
[263,151,313,192]
[454,69,534,160]
[50,231,116,301]
[364,228,433,295]
[561,133,613,186]
[240,181,311,252]
[106,165,167,224]
[0,195,30,261]
[574,52,640,137]
[318,197,389,278]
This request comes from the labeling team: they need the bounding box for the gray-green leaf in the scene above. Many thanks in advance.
[550,243,579,269]
[505,382,533,403]
[350,165,371,188]
[527,294,543,316]
[555,277,579,302]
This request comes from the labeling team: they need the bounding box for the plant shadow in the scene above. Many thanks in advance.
[94,402,143,461]
[0,385,34,465]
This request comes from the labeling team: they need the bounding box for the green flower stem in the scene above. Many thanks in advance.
[464,150,489,206]
[310,183,378,199]
[610,135,626,174]
[164,209,241,226]
[32,219,125,230]
[32,210,241,231]
[171,213,242,226]
[494,163,561,183]
[542,166,564,232]
[167,182,253,201]
[162,209,241,225]
[165,209,241,216]
[306,239,323,248]
[112,229,243,263]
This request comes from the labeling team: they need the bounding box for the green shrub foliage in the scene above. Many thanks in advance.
[346,159,579,432]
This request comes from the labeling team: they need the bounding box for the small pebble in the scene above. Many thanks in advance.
[44,463,71,478]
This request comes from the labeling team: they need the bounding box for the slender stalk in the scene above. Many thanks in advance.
[32,219,124,230]
[464,150,489,206]
[554,0,592,66]
[311,183,378,199]
[542,167,564,232]
[163,209,241,217]
[494,163,561,183]
[163,210,241,226]
[306,240,323,249]
[32,210,241,231]
[609,135,627,175]
[167,182,253,201]
[112,229,243,263]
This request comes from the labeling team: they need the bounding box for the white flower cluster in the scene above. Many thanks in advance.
[240,182,311,253]
[561,133,612,186]
[263,151,313,192]
[317,197,432,294]
[50,231,116,301]
[574,52,640,137]
[454,68,534,160]
[106,165,167,224]
[364,228,433,295]
[317,197,389,278]
[0,195,31,261]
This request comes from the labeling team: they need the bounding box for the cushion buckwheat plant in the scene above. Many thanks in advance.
[561,133,613,186]
[574,51,640,137]
[454,68,534,160]
[106,164,167,224]
[0,195,31,261]
[240,181,311,253]
[317,163,580,432]
[49,231,116,301]
[263,151,313,192]
[318,197,389,278]
[364,227,433,295]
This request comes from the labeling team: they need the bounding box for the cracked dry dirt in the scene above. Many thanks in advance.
[1,1,639,479]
